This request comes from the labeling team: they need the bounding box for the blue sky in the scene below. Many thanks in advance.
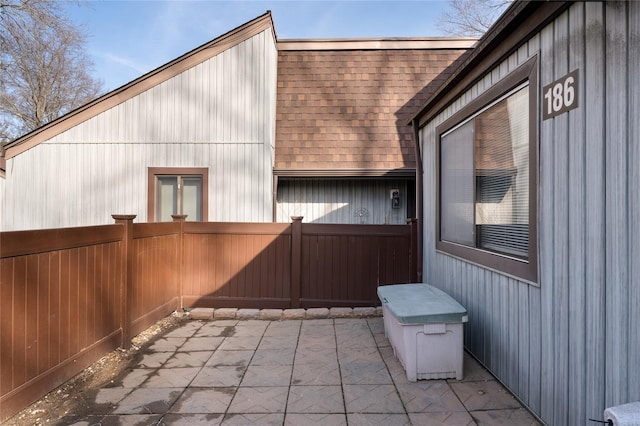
[63,1,452,93]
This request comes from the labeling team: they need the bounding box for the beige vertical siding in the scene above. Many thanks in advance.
[2,28,277,230]
[276,179,409,224]
[420,2,640,424]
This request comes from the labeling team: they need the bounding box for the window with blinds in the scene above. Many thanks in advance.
[435,55,538,283]
[475,85,529,258]
[440,84,529,259]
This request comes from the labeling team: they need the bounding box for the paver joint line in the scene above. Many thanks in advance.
[46,312,540,426]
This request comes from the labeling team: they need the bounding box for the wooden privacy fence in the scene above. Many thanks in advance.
[181,217,418,309]
[0,216,416,421]
[0,224,125,423]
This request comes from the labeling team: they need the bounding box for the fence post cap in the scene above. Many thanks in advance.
[112,214,137,221]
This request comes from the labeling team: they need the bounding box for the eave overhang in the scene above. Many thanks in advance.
[274,168,416,179]
[410,1,571,128]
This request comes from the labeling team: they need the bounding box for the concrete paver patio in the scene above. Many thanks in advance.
[60,316,541,425]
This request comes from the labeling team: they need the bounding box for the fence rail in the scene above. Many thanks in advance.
[0,216,416,421]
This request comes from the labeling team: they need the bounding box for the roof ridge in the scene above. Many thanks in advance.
[278,38,476,51]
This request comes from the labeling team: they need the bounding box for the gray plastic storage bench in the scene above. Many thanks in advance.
[377,283,468,381]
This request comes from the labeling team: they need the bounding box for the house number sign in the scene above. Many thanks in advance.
[542,69,579,120]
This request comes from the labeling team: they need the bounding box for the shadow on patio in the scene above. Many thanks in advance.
[4,311,541,425]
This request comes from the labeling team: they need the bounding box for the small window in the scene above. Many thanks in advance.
[436,56,538,282]
[148,168,208,222]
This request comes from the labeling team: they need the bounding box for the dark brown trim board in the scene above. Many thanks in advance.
[434,55,538,283]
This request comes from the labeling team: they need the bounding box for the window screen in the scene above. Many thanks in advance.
[154,175,203,222]
[440,120,475,246]
[439,84,529,260]
[435,55,537,282]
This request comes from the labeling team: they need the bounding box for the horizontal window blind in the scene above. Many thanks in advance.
[439,84,529,260]
[475,86,529,258]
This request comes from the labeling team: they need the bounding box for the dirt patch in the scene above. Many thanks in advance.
[3,313,188,425]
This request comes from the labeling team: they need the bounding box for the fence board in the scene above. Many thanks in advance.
[299,224,412,307]
[14,255,27,388]
[178,221,414,308]
[131,229,179,335]
[1,235,124,422]
[1,218,415,421]
[0,259,12,395]
[181,227,294,308]
[49,252,60,370]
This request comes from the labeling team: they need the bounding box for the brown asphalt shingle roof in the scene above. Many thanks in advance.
[275,47,470,175]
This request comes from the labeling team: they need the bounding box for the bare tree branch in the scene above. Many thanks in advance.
[0,0,102,140]
[437,0,512,37]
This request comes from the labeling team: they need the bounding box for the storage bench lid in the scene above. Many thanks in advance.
[377,283,467,324]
